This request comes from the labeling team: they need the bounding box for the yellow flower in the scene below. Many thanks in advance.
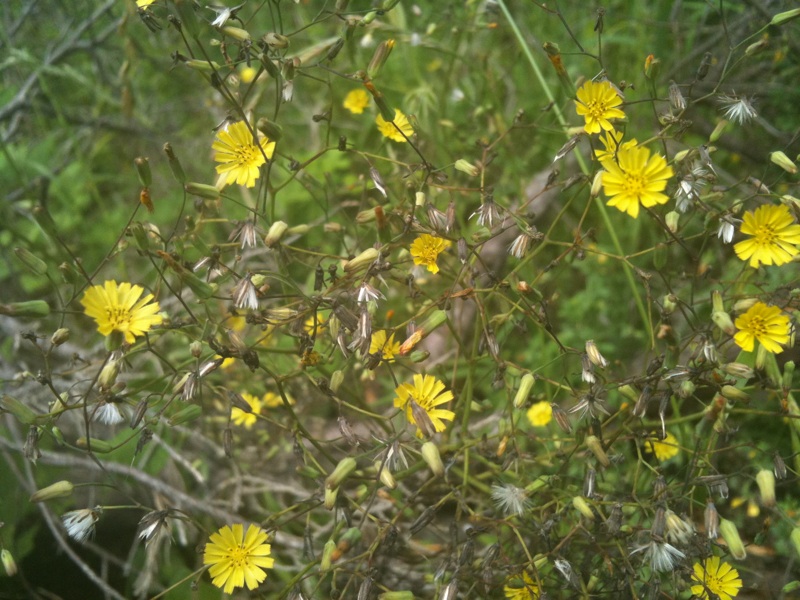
[600,145,674,218]
[213,121,275,188]
[733,204,800,268]
[594,129,637,162]
[80,281,163,344]
[644,431,680,462]
[261,391,294,408]
[343,89,370,114]
[410,234,450,274]
[231,393,262,428]
[526,401,553,427]
[370,330,401,361]
[376,109,414,142]
[136,0,156,8]
[690,556,742,600]
[393,374,455,437]
[504,571,540,600]
[203,524,274,594]
[304,312,327,336]
[240,66,257,84]
[575,80,626,134]
[734,302,790,353]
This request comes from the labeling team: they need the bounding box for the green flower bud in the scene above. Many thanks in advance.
[719,518,747,559]
[13,247,48,275]
[264,221,288,247]
[99,359,122,390]
[320,538,336,573]
[711,309,735,335]
[378,592,414,600]
[572,496,595,520]
[513,373,535,408]
[221,26,250,41]
[590,170,603,197]
[344,248,380,272]
[326,457,357,490]
[256,117,283,141]
[721,362,755,379]
[168,404,203,426]
[374,460,396,489]
[0,301,50,318]
[324,487,339,510]
[454,159,479,177]
[262,32,290,49]
[784,361,795,390]
[367,39,395,79]
[421,441,444,477]
[51,328,70,346]
[1,395,39,425]
[770,151,797,174]
[76,437,114,453]
[720,385,749,404]
[791,527,800,560]
[664,211,680,233]
[585,435,610,467]
[330,370,344,393]
[1,549,17,577]
[771,8,800,26]
[756,469,776,507]
[134,157,152,187]
[709,120,727,143]
[184,182,221,200]
[30,480,74,503]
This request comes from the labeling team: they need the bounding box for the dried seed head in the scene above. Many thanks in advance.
[773,452,787,480]
[704,499,719,539]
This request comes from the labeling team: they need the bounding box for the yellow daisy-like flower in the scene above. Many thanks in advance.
[376,109,414,142]
[526,401,553,427]
[504,571,540,600]
[369,330,401,361]
[136,0,156,8]
[575,80,626,134]
[644,431,680,462]
[203,524,274,594]
[343,89,370,114]
[213,121,276,188]
[690,556,742,600]
[80,281,163,344]
[231,393,262,429]
[733,302,790,353]
[261,391,294,408]
[600,145,674,218]
[393,374,455,437]
[410,234,450,274]
[594,129,637,162]
[733,204,800,268]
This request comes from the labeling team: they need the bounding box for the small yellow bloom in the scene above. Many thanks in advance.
[213,121,276,188]
[369,330,401,361]
[526,401,553,427]
[733,204,800,268]
[644,431,680,462]
[203,524,274,594]
[410,234,450,274]
[600,145,674,218]
[343,89,370,114]
[136,0,156,8]
[240,66,257,84]
[376,109,414,142]
[262,391,293,408]
[504,571,540,599]
[393,374,455,437]
[690,556,742,600]
[231,393,262,428]
[594,129,637,162]
[80,281,163,344]
[734,301,790,353]
[575,80,626,134]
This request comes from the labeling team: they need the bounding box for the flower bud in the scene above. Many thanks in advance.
[256,117,283,141]
[320,538,336,573]
[1,549,16,577]
[262,32,289,48]
[421,441,445,477]
[1,395,38,425]
[330,370,344,393]
[264,221,288,247]
[585,435,610,467]
[665,211,680,233]
[14,247,48,275]
[572,496,595,520]
[720,385,749,403]
[784,361,796,391]
[525,475,553,494]
[745,38,769,56]
[711,309,735,335]
[719,518,747,559]
[30,480,74,503]
[324,487,338,510]
[678,379,696,399]
[326,457,357,490]
[374,460,396,489]
[221,26,250,41]
[791,527,800,560]
[378,593,414,600]
[168,403,203,426]
[344,248,379,273]
[771,8,800,26]
[770,151,797,174]
[184,182,220,199]
[367,39,395,79]
[76,437,113,453]
[585,340,608,368]
[756,469,776,507]
[513,373,535,409]
[99,359,121,390]
[721,362,754,379]
[50,328,70,346]
[134,157,152,187]
[454,159,479,177]
[643,53,660,79]
[0,300,50,318]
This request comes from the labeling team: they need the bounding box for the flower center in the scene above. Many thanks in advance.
[621,169,646,196]
[746,315,768,337]
[105,307,131,330]
[226,544,250,568]
[704,572,724,594]
[235,144,260,167]
[754,224,777,245]
[588,99,609,119]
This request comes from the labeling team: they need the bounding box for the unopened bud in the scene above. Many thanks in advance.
[255,117,283,141]
[262,32,290,48]
[134,157,152,187]
[784,361,796,390]
[99,359,121,389]
[0,300,50,318]
[454,159,479,177]
[168,403,203,426]
[791,528,800,560]
[711,309,735,335]
[14,247,48,275]
[1,549,17,577]
[719,518,747,559]
[324,486,338,510]
[378,592,414,600]
[770,151,797,174]
[643,54,660,79]
[572,496,595,520]
[326,457,357,490]
[1,395,38,425]
[76,437,113,453]
[330,370,344,393]
[720,385,749,403]
[745,38,769,57]
[50,328,70,346]
[221,26,250,41]
[756,469,776,507]
[709,120,727,143]
[421,441,444,477]
[264,221,288,247]
[721,362,755,379]
[590,170,603,197]
[344,247,379,273]
[30,480,74,503]
[513,373,535,408]
[184,182,221,200]
[771,8,800,26]
[665,211,680,233]
[374,460,396,489]
[320,538,336,573]
[585,435,610,467]
[367,39,395,79]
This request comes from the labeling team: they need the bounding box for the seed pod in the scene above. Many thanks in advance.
[367,39,395,79]
[770,151,797,174]
[771,8,800,26]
